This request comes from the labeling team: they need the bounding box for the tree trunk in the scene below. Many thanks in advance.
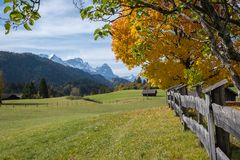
[201,19,240,95]
[200,0,240,62]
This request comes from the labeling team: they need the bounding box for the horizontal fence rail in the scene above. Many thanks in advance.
[182,115,210,154]
[167,79,240,160]
[176,93,209,116]
[212,104,240,140]
[216,147,230,160]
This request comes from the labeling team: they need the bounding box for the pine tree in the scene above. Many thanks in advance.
[136,77,142,84]
[22,81,36,99]
[29,82,37,96]
[39,78,49,98]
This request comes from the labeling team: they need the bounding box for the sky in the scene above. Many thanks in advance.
[0,0,141,77]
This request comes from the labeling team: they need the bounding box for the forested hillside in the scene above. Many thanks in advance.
[0,51,112,95]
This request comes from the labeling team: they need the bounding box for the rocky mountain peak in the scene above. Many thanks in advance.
[96,64,117,80]
[49,54,68,66]
[36,53,132,81]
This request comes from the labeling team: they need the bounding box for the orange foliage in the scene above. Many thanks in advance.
[111,8,229,89]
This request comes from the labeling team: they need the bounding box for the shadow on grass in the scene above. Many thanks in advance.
[66,96,103,104]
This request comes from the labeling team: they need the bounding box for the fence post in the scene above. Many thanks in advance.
[177,85,188,131]
[166,90,169,107]
[167,84,181,110]
[203,79,231,159]
[195,83,204,147]
[173,88,179,117]
[210,84,231,157]
[169,90,173,110]
[205,94,216,160]
[196,84,204,124]
[169,90,173,109]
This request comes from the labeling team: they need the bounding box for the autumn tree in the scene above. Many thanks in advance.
[111,12,229,88]
[77,0,240,91]
[2,0,240,91]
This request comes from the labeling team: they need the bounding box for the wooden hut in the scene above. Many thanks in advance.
[1,94,21,100]
[142,89,157,96]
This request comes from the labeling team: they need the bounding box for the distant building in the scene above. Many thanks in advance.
[142,89,157,97]
[1,94,21,100]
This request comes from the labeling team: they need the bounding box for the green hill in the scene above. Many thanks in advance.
[0,90,208,159]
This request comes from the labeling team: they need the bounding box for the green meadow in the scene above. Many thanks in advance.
[0,90,208,160]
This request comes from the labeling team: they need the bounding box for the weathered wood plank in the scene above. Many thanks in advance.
[193,83,204,147]
[209,84,231,157]
[195,97,209,116]
[171,101,182,116]
[205,94,217,160]
[167,84,182,91]
[216,147,230,160]
[182,115,210,154]
[175,94,209,116]
[212,103,240,140]
[173,84,184,90]
[192,81,204,88]
[188,90,197,96]
[203,79,228,93]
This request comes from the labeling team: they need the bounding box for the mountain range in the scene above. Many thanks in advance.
[122,74,138,82]
[0,51,137,95]
[0,51,111,86]
[39,54,119,80]
[39,54,137,82]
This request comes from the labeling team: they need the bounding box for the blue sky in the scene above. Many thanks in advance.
[0,0,141,77]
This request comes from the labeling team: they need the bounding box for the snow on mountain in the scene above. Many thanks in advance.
[65,58,95,73]
[36,54,132,81]
[49,54,68,66]
[95,63,118,80]
[122,74,137,82]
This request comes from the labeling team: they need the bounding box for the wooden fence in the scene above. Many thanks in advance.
[167,79,240,160]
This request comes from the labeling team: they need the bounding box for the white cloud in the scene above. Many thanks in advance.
[0,0,141,77]
[0,0,104,38]
[40,0,74,17]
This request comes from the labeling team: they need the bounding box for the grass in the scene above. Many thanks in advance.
[0,90,209,159]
